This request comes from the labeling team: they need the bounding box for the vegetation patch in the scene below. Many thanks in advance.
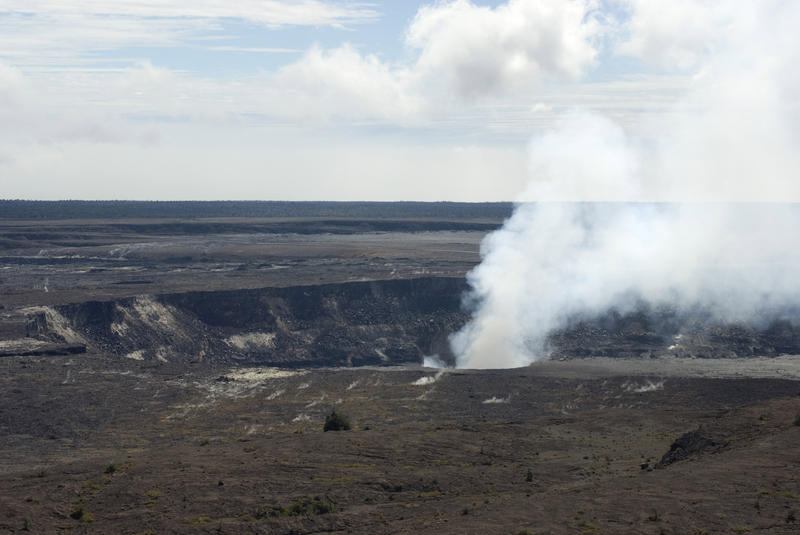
[324,411,351,432]
[189,516,212,526]
[69,504,94,523]
[256,496,337,518]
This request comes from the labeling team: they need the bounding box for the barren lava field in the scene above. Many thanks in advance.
[0,201,798,534]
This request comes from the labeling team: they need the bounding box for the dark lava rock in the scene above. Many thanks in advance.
[29,277,470,368]
[548,304,800,360]
[0,343,87,358]
[655,428,728,468]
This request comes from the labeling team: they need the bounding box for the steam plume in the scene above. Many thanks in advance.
[451,1,800,368]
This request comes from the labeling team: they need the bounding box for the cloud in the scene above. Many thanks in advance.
[0,1,379,27]
[206,46,302,54]
[616,0,723,69]
[272,44,422,122]
[407,0,599,99]
[0,1,379,68]
[0,59,165,160]
[616,0,800,73]
[0,60,25,107]
[0,60,48,150]
[1,134,529,201]
[633,1,800,202]
[0,0,687,133]
[265,0,603,121]
[6,0,795,205]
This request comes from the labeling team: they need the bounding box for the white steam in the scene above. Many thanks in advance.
[422,354,448,369]
[451,1,800,369]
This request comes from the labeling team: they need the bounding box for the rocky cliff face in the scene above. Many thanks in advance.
[12,277,800,365]
[547,305,800,360]
[26,277,469,367]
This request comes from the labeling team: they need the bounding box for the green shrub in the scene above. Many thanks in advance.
[256,496,336,518]
[69,505,93,523]
[289,496,336,515]
[323,411,351,432]
[69,506,85,520]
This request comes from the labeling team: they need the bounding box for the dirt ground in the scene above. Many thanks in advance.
[1,355,799,534]
[0,218,487,307]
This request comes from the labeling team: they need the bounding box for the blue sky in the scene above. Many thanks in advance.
[0,1,796,201]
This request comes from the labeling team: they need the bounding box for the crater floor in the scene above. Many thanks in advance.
[1,356,799,534]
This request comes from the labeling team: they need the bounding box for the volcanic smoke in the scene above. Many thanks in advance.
[450,1,800,369]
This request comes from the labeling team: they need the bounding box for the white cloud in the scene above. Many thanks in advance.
[617,0,722,69]
[616,0,793,73]
[272,44,422,122]
[262,0,603,122]
[0,1,378,68]
[206,46,302,54]
[0,132,529,201]
[0,60,48,150]
[0,1,379,27]
[7,0,793,202]
[0,60,25,107]
[0,0,682,135]
[0,60,165,161]
[407,0,599,99]
[628,1,800,202]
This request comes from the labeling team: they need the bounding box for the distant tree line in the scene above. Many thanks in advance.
[0,200,514,220]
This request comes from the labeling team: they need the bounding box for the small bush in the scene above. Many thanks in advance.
[289,496,336,515]
[69,505,93,523]
[189,516,212,526]
[256,496,336,518]
[323,411,351,432]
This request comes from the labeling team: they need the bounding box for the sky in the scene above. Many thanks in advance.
[0,0,792,201]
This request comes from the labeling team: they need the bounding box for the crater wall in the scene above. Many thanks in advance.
[9,276,800,365]
[28,277,469,366]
